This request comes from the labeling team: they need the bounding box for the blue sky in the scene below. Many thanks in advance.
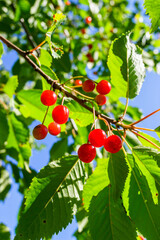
[1,1,160,239]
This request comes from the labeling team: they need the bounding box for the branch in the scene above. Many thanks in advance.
[0,35,116,125]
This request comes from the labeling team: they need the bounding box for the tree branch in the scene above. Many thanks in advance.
[0,35,117,125]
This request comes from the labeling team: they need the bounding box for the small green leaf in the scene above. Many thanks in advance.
[7,113,31,168]
[3,75,18,97]
[0,223,11,240]
[65,99,94,127]
[144,0,160,32]
[83,158,110,211]
[15,155,85,240]
[39,49,52,67]
[0,167,11,201]
[89,187,137,240]
[155,126,160,139]
[108,32,145,99]
[41,65,58,81]
[17,90,53,126]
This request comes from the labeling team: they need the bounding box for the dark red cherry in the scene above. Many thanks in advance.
[33,124,48,140]
[95,95,107,106]
[104,135,122,153]
[41,90,57,106]
[48,122,61,135]
[82,80,95,92]
[88,129,106,147]
[96,80,111,95]
[52,105,69,124]
[78,143,96,163]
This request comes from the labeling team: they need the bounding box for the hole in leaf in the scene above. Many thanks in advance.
[43,220,47,224]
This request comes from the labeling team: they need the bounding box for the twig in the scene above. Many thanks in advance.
[0,35,117,125]
[119,97,129,122]
[130,108,160,126]
[131,129,160,150]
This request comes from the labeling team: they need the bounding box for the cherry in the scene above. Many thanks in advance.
[41,90,57,106]
[88,129,106,147]
[52,105,69,124]
[85,16,92,24]
[96,80,111,95]
[82,80,95,92]
[78,143,96,163]
[81,28,86,34]
[65,0,71,5]
[88,44,93,49]
[74,79,82,86]
[95,95,107,106]
[48,122,61,135]
[104,135,122,153]
[33,124,48,140]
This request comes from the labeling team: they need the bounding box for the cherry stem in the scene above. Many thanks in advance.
[64,85,94,100]
[119,97,129,122]
[132,126,155,132]
[27,40,46,54]
[42,106,49,125]
[98,115,112,135]
[31,53,41,66]
[131,129,160,151]
[118,130,132,150]
[129,108,160,126]
[61,96,65,105]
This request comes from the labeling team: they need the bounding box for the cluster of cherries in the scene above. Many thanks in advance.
[33,90,69,140]
[78,129,122,163]
[83,79,111,105]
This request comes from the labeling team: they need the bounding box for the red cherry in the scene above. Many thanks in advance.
[82,80,95,92]
[52,105,69,124]
[85,16,92,24]
[81,28,86,34]
[88,129,106,147]
[78,143,96,163]
[96,80,111,95]
[33,124,48,140]
[74,79,82,86]
[104,135,122,153]
[95,95,107,106]
[41,90,57,106]
[48,122,61,135]
[65,0,71,5]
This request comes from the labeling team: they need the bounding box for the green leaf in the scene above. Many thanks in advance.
[3,75,18,97]
[89,187,137,240]
[41,65,59,81]
[137,131,160,150]
[108,33,145,99]
[108,150,129,200]
[132,146,160,204]
[0,109,9,149]
[7,113,31,168]
[125,153,160,240]
[65,99,94,127]
[0,167,11,201]
[0,223,11,240]
[83,158,110,211]
[144,0,160,32]
[52,52,71,72]
[39,49,52,67]
[49,138,68,161]
[155,126,160,139]
[15,155,85,240]
[0,41,3,65]
[17,89,53,126]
